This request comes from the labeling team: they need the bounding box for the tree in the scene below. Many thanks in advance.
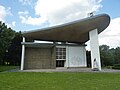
[114,47,120,64]
[87,45,120,67]
[99,45,109,52]
[100,45,114,66]
[4,32,22,66]
[0,21,16,65]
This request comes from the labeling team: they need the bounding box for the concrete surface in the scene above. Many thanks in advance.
[19,68,120,73]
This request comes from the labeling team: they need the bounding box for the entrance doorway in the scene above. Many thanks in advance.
[56,47,66,67]
[56,60,65,67]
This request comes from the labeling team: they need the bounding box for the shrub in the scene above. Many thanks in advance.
[112,64,120,69]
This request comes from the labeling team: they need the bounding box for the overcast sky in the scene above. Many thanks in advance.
[0,0,120,49]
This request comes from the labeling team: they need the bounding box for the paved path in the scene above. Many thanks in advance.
[1,67,120,73]
[19,68,120,73]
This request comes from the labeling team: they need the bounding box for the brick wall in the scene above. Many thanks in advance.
[24,46,56,69]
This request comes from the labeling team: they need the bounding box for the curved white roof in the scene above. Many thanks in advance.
[23,14,110,44]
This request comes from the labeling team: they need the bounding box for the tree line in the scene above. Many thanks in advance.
[87,45,120,67]
[0,21,22,66]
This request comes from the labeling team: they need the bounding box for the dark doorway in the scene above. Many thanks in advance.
[56,60,65,67]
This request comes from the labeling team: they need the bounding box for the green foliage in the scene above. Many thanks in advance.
[86,45,120,67]
[114,47,120,64]
[112,64,120,69]
[0,72,120,90]
[0,66,18,72]
[0,21,16,65]
[100,50,114,66]
[5,32,22,66]
[0,21,22,66]
[100,45,110,51]
[100,45,120,67]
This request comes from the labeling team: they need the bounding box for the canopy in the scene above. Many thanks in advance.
[22,14,110,44]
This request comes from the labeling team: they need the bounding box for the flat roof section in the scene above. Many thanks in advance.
[22,14,110,44]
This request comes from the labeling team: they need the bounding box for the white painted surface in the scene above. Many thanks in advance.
[34,40,53,43]
[57,45,87,67]
[89,29,101,70]
[66,46,69,67]
[67,46,87,67]
[20,37,25,70]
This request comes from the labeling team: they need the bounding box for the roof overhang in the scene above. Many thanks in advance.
[22,14,110,44]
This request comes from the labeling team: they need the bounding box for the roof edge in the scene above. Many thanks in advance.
[22,14,110,34]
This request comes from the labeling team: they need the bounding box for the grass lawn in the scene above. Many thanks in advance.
[0,66,19,72]
[0,72,120,90]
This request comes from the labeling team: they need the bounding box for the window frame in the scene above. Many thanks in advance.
[56,47,66,60]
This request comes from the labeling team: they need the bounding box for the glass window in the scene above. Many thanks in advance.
[56,47,66,60]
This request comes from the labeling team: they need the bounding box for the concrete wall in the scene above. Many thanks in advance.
[24,44,86,69]
[24,46,56,69]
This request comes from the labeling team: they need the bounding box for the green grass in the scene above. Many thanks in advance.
[0,72,120,90]
[0,66,19,72]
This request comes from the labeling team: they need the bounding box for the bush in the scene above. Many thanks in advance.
[112,64,120,70]
[105,66,112,69]
[0,66,19,72]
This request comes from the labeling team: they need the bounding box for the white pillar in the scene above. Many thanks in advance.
[66,46,69,68]
[89,29,101,71]
[20,37,25,70]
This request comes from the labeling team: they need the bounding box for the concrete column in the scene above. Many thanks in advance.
[66,46,69,68]
[20,37,25,70]
[89,29,101,71]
